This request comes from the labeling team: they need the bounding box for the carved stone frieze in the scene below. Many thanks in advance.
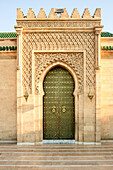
[22,32,95,93]
[18,21,100,28]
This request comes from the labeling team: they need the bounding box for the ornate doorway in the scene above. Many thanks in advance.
[43,66,75,139]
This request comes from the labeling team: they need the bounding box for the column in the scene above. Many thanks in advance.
[14,26,23,144]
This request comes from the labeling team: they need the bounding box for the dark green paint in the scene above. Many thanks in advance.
[43,67,75,139]
[0,32,17,38]
[0,32,113,39]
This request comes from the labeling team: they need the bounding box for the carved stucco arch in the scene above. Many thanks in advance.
[38,61,79,95]
[35,61,79,142]
[33,52,84,95]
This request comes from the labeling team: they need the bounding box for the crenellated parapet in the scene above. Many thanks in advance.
[16,8,102,28]
[37,8,47,18]
[27,8,35,18]
[82,8,91,18]
[71,8,80,18]
[93,8,101,19]
[17,8,24,19]
[17,8,101,19]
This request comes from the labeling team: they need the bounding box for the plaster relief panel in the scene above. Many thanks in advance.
[22,32,95,93]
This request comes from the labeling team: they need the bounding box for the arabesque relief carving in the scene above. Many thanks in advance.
[35,53,83,93]
[22,32,95,93]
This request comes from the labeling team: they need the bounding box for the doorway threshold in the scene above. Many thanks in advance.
[43,140,75,144]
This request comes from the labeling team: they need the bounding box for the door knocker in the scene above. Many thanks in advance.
[62,106,66,113]
[52,106,56,113]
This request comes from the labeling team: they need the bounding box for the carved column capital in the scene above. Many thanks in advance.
[14,26,23,35]
[94,26,104,69]
[14,26,23,69]
[94,26,104,35]
[95,30,101,35]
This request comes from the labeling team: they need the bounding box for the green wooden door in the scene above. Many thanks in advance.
[43,67,75,139]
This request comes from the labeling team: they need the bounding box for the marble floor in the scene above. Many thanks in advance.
[0,141,113,169]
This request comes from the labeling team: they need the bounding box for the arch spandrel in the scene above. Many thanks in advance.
[36,61,79,96]
[34,53,83,95]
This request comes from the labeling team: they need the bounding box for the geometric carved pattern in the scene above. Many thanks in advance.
[18,21,100,28]
[22,32,95,93]
[35,53,83,93]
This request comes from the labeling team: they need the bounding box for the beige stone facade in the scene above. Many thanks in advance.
[101,38,113,140]
[0,38,17,141]
[0,8,113,144]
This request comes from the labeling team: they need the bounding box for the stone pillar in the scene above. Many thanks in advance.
[78,93,84,142]
[15,26,23,69]
[95,26,103,69]
[95,69,101,142]
[95,26,103,143]
[35,81,44,143]
[83,27,104,143]
[14,26,23,144]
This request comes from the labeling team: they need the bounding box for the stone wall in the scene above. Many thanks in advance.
[0,39,17,141]
[101,38,113,139]
[101,37,113,140]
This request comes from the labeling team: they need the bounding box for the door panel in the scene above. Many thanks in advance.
[43,67,75,139]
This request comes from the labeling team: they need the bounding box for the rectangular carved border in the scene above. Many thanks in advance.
[32,50,86,94]
[32,50,86,143]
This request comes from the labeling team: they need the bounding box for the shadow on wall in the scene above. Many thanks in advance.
[18,104,36,113]
[17,103,42,143]
[17,126,42,143]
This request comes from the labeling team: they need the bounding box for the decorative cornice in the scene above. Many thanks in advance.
[14,26,23,35]
[0,46,17,51]
[22,27,98,33]
[0,32,17,39]
[1,31,112,39]
[101,46,113,50]
[94,26,104,34]
[101,32,113,37]
[17,18,101,21]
